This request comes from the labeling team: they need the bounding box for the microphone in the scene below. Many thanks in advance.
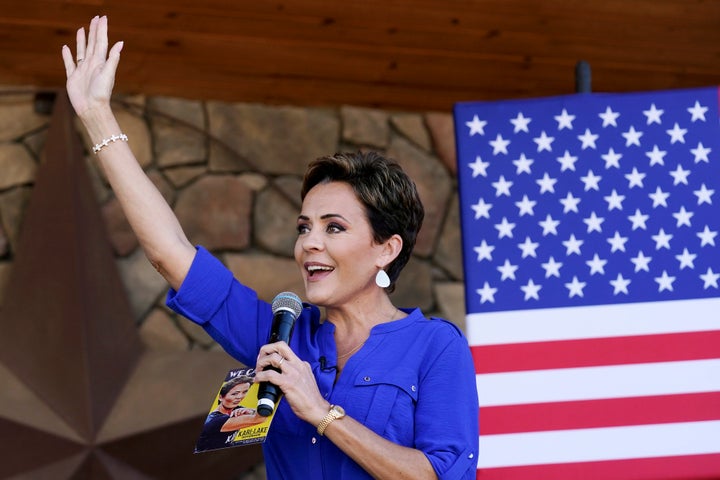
[256,291,303,417]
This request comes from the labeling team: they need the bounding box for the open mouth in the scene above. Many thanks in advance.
[306,264,334,277]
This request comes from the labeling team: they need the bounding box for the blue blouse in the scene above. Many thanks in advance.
[167,247,479,479]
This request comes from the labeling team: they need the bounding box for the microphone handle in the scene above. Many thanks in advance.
[269,309,296,344]
[257,309,297,416]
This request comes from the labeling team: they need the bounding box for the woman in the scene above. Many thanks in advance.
[62,16,478,479]
[196,375,264,452]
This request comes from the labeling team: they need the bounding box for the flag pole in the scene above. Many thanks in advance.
[575,60,592,93]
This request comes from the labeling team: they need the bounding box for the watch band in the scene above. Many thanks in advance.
[317,404,345,435]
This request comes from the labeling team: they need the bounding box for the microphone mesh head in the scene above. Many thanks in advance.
[271,291,303,318]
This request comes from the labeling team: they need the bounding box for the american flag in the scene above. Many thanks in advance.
[454,86,720,479]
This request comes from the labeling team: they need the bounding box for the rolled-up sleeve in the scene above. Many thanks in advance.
[416,329,479,480]
[166,246,269,365]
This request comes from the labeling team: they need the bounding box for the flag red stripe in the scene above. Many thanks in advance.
[476,452,720,480]
[472,330,720,374]
[479,391,720,435]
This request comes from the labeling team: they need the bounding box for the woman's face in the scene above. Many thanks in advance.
[220,382,250,410]
[294,181,388,307]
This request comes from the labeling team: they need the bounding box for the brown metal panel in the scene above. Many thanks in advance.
[99,417,264,479]
[0,417,85,479]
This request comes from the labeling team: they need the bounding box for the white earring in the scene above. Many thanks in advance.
[375,269,391,288]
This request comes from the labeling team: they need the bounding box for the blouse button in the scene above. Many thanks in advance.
[311,437,317,444]
[468,453,475,459]
[411,385,417,392]
[364,376,371,382]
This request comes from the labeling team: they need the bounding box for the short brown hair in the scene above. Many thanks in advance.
[219,375,253,398]
[301,151,424,292]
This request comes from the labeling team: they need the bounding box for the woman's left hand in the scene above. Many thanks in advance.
[254,341,329,427]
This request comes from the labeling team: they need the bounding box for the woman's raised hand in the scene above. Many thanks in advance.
[61,16,123,118]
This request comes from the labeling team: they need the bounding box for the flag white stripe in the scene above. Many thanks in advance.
[477,359,720,406]
[477,420,720,468]
[468,298,720,346]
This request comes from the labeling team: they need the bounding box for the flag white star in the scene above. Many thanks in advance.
[471,198,492,219]
[643,104,664,125]
[559,192,581,213]
[468,156,490,177]
[495,217,516,239]
[652,229,673,250]
[697,225,718,247]
[518,237,540,258]
[541,257,563,278]
[562,234,584,255]
[497,260,519,281]
[654,270,676,292]
[694,184,714,205]
[627,209,649,230]
[515,195,537,216]
[624,167,646,188]
[602,148,623,169]
[510,112,532,133]
[645,145,667,166]
[607,231,629,252]
[610,274,631,295]
[520,279,542,300]
[580,170,602,191]
[538,214,560,236]
[536,173,557,194]
[583,211,605,233]
[649,187,670,208]
[672,206,694,227]
[492,175,513,196]
[669,164,691,185]
[489,134,511,155]
[565,276,587,298]
[690,142,711,163]
[687,101,708,122]
[473,240,495,261]
[666,123,688,144]
[604,189,626,211]
[534,131,555,152]
[577,128,599,149]
[675,248,697,269]
[554,109,575,130]
[557,150,579,171]
[586,254,607,275]
[621,125,643,147]
[466,115,487,136]
[598,106,620,127]
[700,268,720,289]
[630,251,652,272]
[476,282,498,303]
[512,153,534,174]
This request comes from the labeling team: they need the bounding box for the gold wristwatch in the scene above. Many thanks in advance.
[316,404,345,435]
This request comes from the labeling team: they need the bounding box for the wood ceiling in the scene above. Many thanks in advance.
[2,0,720,112]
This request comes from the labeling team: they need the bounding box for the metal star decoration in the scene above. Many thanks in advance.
[0,94,263,479]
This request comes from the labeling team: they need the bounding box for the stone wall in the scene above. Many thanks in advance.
[0,90,466,353]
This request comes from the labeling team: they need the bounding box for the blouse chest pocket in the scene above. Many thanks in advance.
[351,367,419,445]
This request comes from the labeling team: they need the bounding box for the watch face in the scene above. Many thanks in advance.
[333,405,345,417]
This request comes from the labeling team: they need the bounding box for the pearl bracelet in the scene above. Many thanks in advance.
[92,133,128,154]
